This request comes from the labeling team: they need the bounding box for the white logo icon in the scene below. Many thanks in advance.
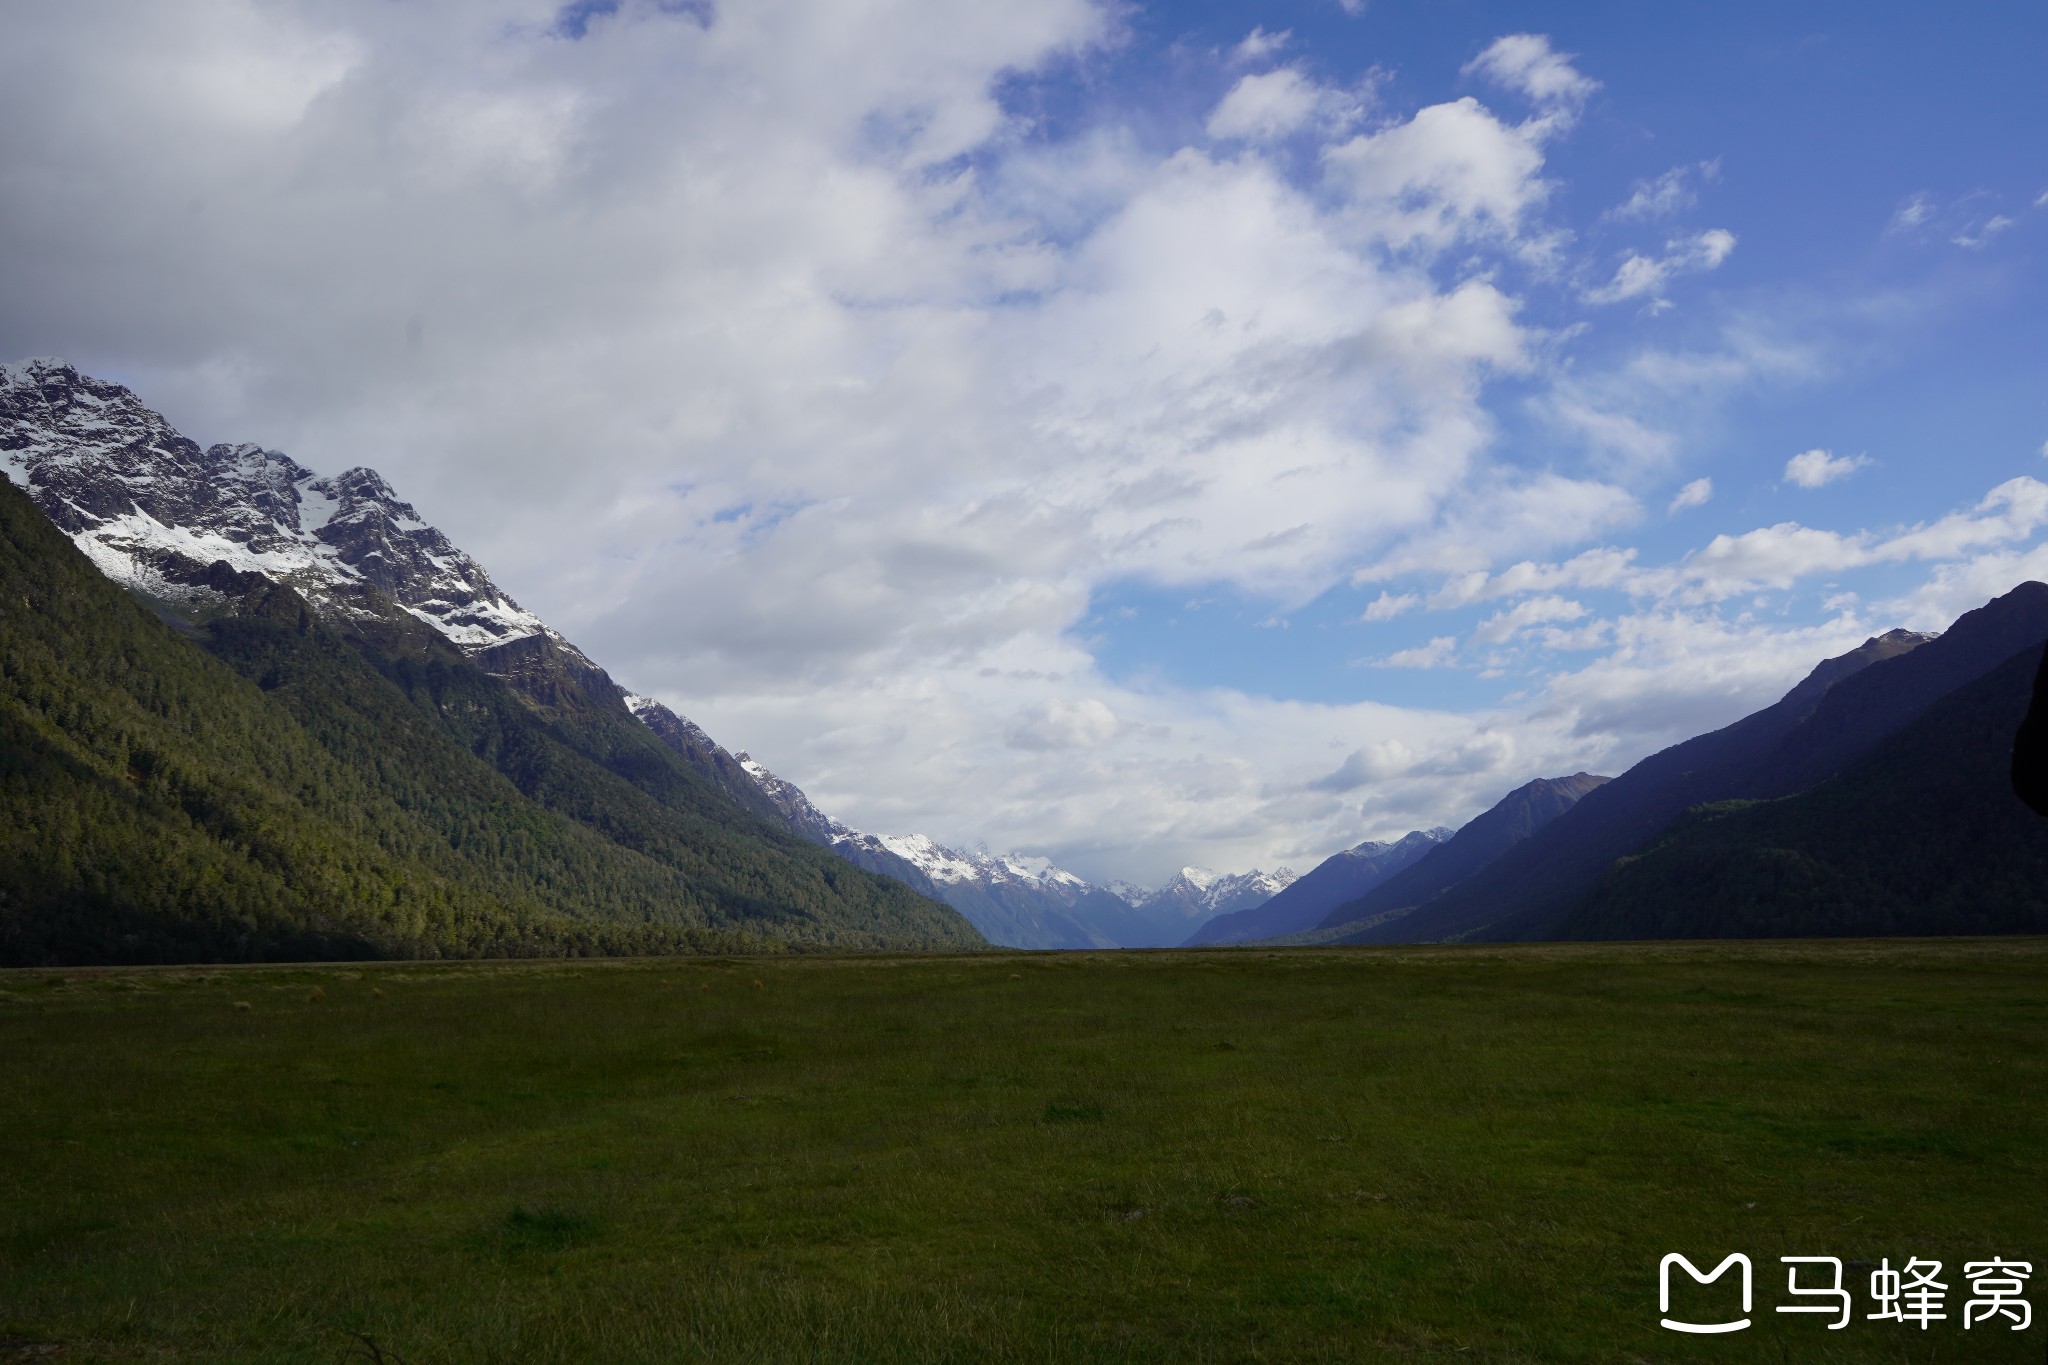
[1660,1253,1753,1334]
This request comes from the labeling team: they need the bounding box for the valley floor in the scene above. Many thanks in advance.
[1,940,2043,1362]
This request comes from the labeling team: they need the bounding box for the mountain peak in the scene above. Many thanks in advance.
[1779,628,1935,712]
[0,360,545,654]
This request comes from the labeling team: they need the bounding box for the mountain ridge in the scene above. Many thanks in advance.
[1183,832,1442,946]
[715,750,1296,949]
[1320,774,1609,936]
[1,360,983,962]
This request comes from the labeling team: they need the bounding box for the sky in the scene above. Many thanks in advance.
[2,0,2045,886]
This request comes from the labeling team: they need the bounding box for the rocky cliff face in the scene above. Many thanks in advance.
[1,358,552,653]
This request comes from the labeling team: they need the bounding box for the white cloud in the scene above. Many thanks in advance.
[1784,447,1869,488]
[1531,607,1878,744]
[1322,97,1554,251]
[1668,477,1712,513]
[1006,698,1122,750]
[1472,594,1586,644]
[1952,214,2015,249]
[1888,193,1936,234]
[13,4,2033,887]
[1584,228,1736,305]
[1460,33,1597,111]
[1207,67,1353,142]
[1609,159,1719,221]
[1376,635,1460,669]
[1432,476,2048,609]
[0,0,1635,881]
[1230,26,1290,64]
[1362,590,1418,621]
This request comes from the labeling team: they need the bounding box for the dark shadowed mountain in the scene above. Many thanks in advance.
[1349,586,2048,944]
[1561,640,2048,939]
[1319,774,1609,935]
[1183,830,1446,946]
[1342,628,1943,945]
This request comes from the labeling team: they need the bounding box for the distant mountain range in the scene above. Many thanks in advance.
[6,356,2045,962]
[1184,829,1448,945]
[706,742,1298,949]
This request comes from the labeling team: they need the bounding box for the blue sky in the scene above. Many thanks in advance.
[1054,1,2048,712]
[1,0,2043,882]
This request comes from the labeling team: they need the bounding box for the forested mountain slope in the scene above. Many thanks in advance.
[1344,626,1953,945]
[0,473,980,965]
[1561,641,2048,939]
[1319,775,1608,937]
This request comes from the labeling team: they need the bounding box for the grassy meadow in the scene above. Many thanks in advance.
[1,940,2043,1363]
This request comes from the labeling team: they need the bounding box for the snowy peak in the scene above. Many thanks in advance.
[868,832,1092,901]
[1344,828,1454,861]
[1139,865,1298,917]
[726,753,1097,900]
[724,757,1138,949]
[0,357,545,653]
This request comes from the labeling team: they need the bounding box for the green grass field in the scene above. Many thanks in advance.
[2,940,2043,1363]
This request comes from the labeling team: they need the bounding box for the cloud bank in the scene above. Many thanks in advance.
[0,2,2036,883]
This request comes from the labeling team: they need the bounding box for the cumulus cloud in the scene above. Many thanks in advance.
[1322,97,1555,251]
[1376,635,1460,668]
[1,2,1650,879]
[1416,476,2048,611]
[1668,477,1712,513]
[5,6,2031,885]
[1362,590,1418,621]
[1784,448,1869,488]
[1207,67,1355,142]
[1472,594,1586,644]
[1230,26,1290,64]
[1460,34,1598,111]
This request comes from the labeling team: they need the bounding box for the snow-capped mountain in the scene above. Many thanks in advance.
[0,357,791,823]
[724,751,1132,949]
[1142,865,1299,917]
[1092,866,1303,948]
[717,748,1304,949]
[1183,828,1452,946]
[0,357,559,655]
